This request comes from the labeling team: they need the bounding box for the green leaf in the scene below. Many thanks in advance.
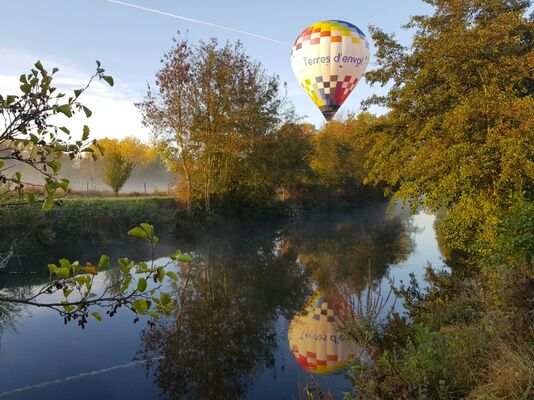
[121,276,132,293]
[57,104,73,117]
[63,304,75,313]
[127,227,148,241]
[102,75,114,86]
[34,60,44,72]
[166,271,178,280]
[82,125,90,140]
[63,288,73,298]
[137,278,147,292]
[56,267,70,279]
[48,263,58,275]
[132,299,148,314]
[20,83,32,94]
[5,95,17,106]
[177,254,193,262]
[140,223,153,237]
[91,311,103,321]
[0,161,4,170]
[58,179,69,191]
[42,196,54,211]
[71,261,80,275]
[160,292,172,305]
[157,266,165,283]
[98,255,110,270]
[47,160,61,173]
[82,106,92,118]
[137,262,148,272]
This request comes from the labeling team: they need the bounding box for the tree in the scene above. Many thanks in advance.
[311,113,377,199]
[137,37,291,214]
[263,123,315,201]
[363,0,533,255]
[102,150,134,195]
[98,137,152,195]
[0,60,113,209]
[137,38,194,212]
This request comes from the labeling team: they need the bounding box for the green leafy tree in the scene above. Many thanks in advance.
[363,0,533,256]
[138,37,292,214]
[102,148,135,195]
[342,2,534,399]
[236,122,314,205]
[98,136,153,195]
[311,113,377,199]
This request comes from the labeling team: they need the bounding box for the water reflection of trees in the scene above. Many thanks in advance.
[137,230,311,399]
[284,205,414,294]
[0,276,35,349]
[137,205,415,398]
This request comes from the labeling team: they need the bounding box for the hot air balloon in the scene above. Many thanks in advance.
[288,289,362,374]
[291,20,370,121]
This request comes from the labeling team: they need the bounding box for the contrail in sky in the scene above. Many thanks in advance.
[107,0,290,46]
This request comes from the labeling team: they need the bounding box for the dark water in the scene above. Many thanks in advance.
[0,203,444,399]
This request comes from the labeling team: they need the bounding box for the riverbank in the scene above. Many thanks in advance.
[0,194,388,267]
[342,201,534,399]
[0,197,181,258]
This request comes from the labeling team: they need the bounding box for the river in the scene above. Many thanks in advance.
[0,203,444,399]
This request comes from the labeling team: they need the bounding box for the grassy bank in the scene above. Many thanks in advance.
[0,196,182,256]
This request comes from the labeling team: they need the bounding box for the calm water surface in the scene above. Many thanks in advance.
[0,203,444,399]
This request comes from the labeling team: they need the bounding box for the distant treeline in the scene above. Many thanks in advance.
[4,138,174,194]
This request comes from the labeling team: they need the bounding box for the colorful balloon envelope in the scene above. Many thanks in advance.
[291,20,370,121]
[288,290,361,374]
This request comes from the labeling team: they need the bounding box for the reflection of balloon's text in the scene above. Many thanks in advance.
[299,332,351,344]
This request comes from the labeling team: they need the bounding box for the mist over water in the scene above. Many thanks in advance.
[0,203,444,399]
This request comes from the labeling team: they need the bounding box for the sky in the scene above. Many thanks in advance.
[0,0,434,141]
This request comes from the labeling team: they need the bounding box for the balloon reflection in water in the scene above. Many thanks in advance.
[288,289,361,374]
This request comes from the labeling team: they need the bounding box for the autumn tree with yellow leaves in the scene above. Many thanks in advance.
[98,137,154,195]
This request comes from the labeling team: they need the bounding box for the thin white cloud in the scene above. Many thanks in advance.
[107,0,290,46]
